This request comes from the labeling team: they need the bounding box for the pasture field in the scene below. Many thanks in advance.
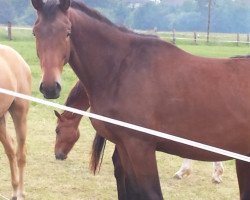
[0,30,250,200]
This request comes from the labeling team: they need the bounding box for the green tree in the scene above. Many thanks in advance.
[130,2,167,29]
[15,5,36,25]
[212,0,250,33]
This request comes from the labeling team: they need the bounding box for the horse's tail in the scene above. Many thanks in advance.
[90,133,106,175]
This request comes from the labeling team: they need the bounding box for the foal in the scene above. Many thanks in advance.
[0,44,31,200]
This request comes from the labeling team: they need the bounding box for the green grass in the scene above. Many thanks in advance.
[0,30,249,199]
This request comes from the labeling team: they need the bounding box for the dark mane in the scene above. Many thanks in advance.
[71,0,115,27]
[71,0,158,38]
[42,0,59,19]
[42,0,159,38]
[60,81,85,118]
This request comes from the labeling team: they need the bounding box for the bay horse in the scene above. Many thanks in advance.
[54,80,126,199]
[32,0,250,199]
[55,80,224,184]
[54,81,86,160]
[175,55,250,184]
[174,56,250,184]
[0,44,31,200]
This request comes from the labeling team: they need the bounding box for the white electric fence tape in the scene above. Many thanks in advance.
[0,193,9,200]
[0,87,250,162]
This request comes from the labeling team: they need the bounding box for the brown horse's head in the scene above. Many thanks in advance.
[54,110,80,160]
[32,0,71,99]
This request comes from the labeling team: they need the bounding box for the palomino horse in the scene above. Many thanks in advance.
[32,0,250,199]
[0,44,31,200]
[55,80,224,184]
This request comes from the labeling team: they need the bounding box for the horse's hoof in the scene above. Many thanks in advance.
[173,169,191,180]
[12,193,25,200]
[173,173,183,179]
[212,176,222,184]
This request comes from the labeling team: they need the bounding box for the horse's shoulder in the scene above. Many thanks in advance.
[0,44,18,55]
[0,44,31,72]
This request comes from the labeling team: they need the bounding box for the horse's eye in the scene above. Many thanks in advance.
[55,128,60,135]
[67,31,71,37]
[32,31,36,37]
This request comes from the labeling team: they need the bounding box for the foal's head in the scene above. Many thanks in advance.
[54,110,80,160]
[32,0,71,99]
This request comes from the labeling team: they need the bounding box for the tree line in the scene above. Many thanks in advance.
[1,0,250,33]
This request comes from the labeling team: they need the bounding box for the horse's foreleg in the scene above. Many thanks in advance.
[0,116,19,199]
[112,146,126,200]
[117,138,163,200]
[212,162,224,184]
[10,103,28,200]
[236,160,250,200]
[174,159,192,179]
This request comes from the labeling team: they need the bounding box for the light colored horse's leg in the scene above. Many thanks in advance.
[212,162,224,184]
[174,159,192,179]
[9,100,28,200]
[174,159,224,183]
[0,116,19,199]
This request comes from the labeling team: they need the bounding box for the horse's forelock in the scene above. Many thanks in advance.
[41,0,60,19]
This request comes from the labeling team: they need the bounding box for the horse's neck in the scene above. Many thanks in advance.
[65,82,90,111]
[61,97,88,122]
[61,82,89,122]
[69,9,131,95]
[65,98,88,111]
[61,111,82,124]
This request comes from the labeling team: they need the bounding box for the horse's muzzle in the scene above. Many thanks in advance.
[55,152,67,160]
[40,82,61,99]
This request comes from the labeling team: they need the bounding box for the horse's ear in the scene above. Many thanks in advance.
[31,0,44,11]
[54,110,62,121]
[59,0,71,12]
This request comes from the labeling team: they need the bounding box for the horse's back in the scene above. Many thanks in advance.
[0,44,31,94]
[0,44,31,115]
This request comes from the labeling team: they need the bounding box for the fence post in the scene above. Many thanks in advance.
[194,32,197,45]
[172,29,176,45]
[237,33,239,46]
[7,21,12,40]
[247,34,249,46]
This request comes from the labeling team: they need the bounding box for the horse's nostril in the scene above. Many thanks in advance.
[39,81,61,99]
[55,82,61,92]
[55,153,66,160]
[39,82,44,94]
